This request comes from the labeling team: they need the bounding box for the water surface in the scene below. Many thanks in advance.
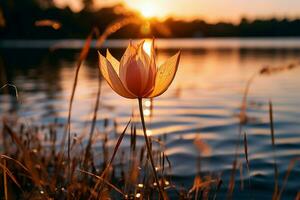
[1,38,300,199]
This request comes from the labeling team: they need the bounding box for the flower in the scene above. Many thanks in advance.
[98,39,180,98]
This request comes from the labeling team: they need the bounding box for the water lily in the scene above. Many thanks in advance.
[98,39,180,199]
[98,39,180,99]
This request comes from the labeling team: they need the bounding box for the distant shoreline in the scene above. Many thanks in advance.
[1,38,300,50]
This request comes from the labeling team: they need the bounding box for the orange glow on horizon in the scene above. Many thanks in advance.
[55,0,300,24]
[137,2,157,18]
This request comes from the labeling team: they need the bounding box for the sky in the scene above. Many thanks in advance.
[54,0,300,23]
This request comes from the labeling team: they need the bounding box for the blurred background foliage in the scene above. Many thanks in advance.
[1,0,300,39]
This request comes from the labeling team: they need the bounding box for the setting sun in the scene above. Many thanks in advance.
[137,2,157,18]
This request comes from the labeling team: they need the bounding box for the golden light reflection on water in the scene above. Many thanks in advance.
[143,108,151,116]
[144,99,151,107]
[143,98,153,118]
[146,130,152,136]
[156,50,244,92]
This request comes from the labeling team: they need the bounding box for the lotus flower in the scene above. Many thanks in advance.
[98,40,180,99]
[98,40,180,199]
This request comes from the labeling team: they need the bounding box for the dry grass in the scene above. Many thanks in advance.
[1,111,299,198]
[226,62,300,199]
[238,62,300,124]
[269,101,279,200]
[0,84,19,100]
[1,114,215,199]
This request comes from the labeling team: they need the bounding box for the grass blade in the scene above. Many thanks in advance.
[83,69,102,169]
[2,159,8,200]
[269,101,279,200]
[0,155,29,173]
[0,83,19,100]
[79,169,125,197]
[243,132,251,193]
[91,119,131,198]
[277,157,300,199]
[0,161,22,189]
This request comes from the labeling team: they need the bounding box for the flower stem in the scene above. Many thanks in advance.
[138,98,164,199]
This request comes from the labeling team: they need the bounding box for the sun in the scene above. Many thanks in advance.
[138,2,157,18]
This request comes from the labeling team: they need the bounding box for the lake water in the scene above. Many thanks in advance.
[1,38,300,199]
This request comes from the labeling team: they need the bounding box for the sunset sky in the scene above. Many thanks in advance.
[54,0,300,23]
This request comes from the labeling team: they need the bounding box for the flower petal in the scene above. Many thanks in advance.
[119,41,137,83]
[151,38,156,62]
[149,51,181,97]
[137,42,151,91]
[106,49,120,75]
[123,58,144,96]
[98,51,136,99]
[137,40,145,49]
[142,39,157,96]
[119,40,150,96]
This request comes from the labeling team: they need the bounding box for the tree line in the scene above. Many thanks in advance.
[1,0,300,39]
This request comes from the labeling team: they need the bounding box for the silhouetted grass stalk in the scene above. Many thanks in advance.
[269,101,279,200]
[92,119,131,198]
[227,63,300,198]
[79,169,125,197]
[3,159,8,200]
[227,123,242,199]
[63,17,142,185]
[277,157,300,199]
[240,63,300,123]
[83,70,102,169]
[0,83,19,100]
[0,159,21,191]
[239,72,257,124]
[64,30,95,183]
[243,132,251,192]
